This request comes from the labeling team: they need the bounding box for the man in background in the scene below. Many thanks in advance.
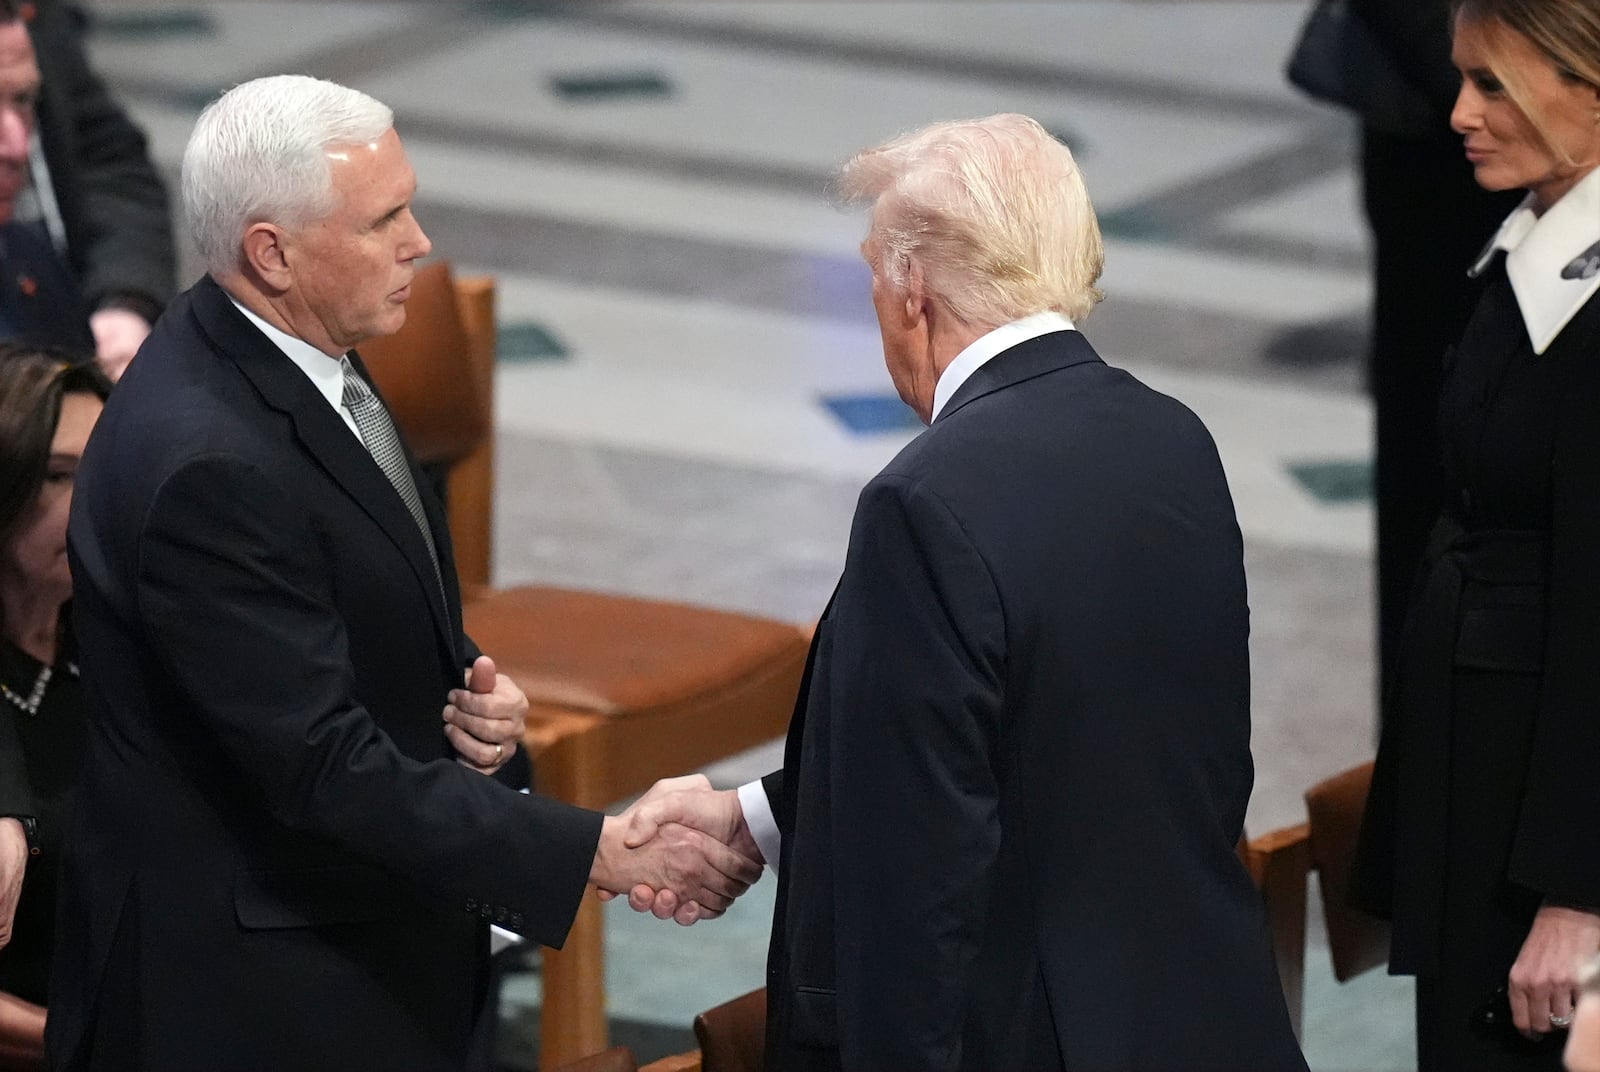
[0,0,173,371]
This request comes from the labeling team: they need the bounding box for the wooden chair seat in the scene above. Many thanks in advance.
[362,261,808,1068]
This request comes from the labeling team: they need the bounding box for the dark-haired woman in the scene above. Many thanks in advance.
[0,347,110,1064]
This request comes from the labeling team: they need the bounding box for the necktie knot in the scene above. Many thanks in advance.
[340,356,375,407]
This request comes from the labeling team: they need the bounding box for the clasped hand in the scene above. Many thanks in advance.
[590,775,764,926]
[1509,900,1600,1037]
[442,655,525,775]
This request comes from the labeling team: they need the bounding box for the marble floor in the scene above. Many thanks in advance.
[82,2,1417,1067]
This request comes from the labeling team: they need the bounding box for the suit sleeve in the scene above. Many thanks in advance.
[828,475,1006,1072]
[1509,330,1600,906]
[34,2,175,316]
[135,452,601,946]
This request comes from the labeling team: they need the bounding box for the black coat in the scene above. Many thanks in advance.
[31,1,175,319]
[761,331,1307,1072]
[53,276,601,1070]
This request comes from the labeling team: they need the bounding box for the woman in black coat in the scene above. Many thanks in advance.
[0,348,109,1062]
[1354,0,1600,1068]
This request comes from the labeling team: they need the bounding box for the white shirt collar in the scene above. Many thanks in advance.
[228,296,348,413]
[931,310,1076,421]
[1469,167,1600,355]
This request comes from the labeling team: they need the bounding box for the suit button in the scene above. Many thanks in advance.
[479,905,492,920]
[465,898,478,913]
[510,912,524,929]
[495,908,507,923]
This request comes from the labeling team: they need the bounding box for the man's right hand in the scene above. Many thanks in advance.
[589,779,762,927]
[608,780,761,924]
[0,818,27,951]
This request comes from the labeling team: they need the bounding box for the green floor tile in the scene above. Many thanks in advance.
[1287,459,1373,504]
[89,10,215,38]
[1097,208,1169,242]
[498,321,569,362]
[550,71,674,101]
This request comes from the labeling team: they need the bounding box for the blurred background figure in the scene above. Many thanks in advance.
[0,0,172,375]
[0,347,111,1070]
[1287,0,1521,730]
[1353,0,1600,1067]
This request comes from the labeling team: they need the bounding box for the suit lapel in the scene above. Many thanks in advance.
[189,277,457,660]
[938,329,1102,422]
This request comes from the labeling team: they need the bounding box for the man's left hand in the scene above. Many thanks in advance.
[90,308,153,381]
[443,655,526,775]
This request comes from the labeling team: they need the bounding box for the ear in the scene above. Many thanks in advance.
[240,222,292,293]
[901,255,929,329]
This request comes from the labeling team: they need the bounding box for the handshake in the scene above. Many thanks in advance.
[587,775,764,925]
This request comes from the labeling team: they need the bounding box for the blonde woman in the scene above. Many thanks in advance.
[1354,1,1600,1068]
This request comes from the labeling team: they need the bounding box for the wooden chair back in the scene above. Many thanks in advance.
[1305,760,1389,982]
[1239,821,1312,1039]
[693,987,766,1072]
[358,259,497,590]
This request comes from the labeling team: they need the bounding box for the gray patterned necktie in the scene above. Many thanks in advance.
[339,357,444,596]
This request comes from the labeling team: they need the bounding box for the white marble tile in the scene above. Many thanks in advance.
[612,2,1316,101]
[85,2,430,89]
[1218,167,1370,255]
[485,271,1372,555]
[367,20,1303,213]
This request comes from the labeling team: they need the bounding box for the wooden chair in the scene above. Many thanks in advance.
[693,987,765,1072]
[1238,759,1390,1041]
[361,261,811,1069]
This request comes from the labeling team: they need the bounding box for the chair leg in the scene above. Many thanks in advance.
[541,894,610,1068]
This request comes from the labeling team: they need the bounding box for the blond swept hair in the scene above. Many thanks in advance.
[838,113,1104,330]
[1453,0,1600,165]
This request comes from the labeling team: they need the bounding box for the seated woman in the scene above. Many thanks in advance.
[0,347,111,1066]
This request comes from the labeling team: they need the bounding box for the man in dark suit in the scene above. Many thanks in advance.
[53,75,758,1071]
[623,114,1308,1071]
[0,0,92,355]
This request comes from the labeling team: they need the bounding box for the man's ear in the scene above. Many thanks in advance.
[241,222,292,293]
[902,255,928,328]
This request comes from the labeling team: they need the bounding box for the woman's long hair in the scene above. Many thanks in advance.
[0,345,113,635]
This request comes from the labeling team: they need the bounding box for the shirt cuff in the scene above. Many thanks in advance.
[737,779,781,876]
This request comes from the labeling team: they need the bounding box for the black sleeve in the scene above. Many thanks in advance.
[31,1,175,316]
[136,452,601,944]
[1509,326,1600,906]
[827,475,1007,1072]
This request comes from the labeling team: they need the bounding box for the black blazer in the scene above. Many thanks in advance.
[761,332,1307,1072]
[52,276,601,1071]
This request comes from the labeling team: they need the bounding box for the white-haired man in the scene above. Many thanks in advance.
[52,75,758,1071]
[622,114,1309,1071]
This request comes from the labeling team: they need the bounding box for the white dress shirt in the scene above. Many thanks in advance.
[1469,166,1600,355]
[738,309,1080,872]
[229,298,365,442]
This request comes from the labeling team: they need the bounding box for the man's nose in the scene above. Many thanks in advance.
[408,218,432,261]
[0,108,28,161]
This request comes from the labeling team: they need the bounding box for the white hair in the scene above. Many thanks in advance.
[839,113,1105,328]
[181,75,394,276]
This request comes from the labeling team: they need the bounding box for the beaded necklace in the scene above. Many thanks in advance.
[0,659,77,717]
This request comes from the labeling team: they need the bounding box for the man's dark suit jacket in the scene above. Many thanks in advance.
[53,275,601,1070]
[761,331,1307,1072]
